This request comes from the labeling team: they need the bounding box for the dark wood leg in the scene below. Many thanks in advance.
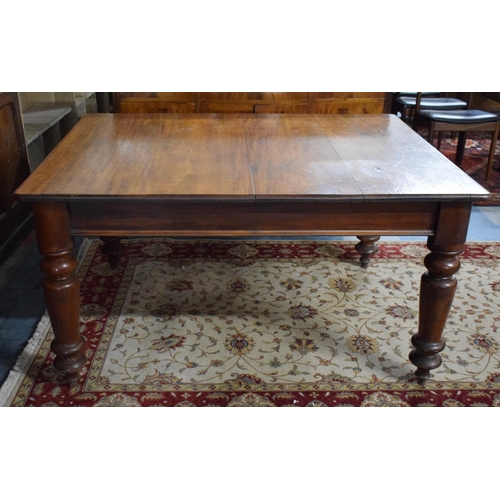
[456,132,466,166]
[427,121,436,145]
[409,237,462,384]
[486,122,499,182]
[437,132,442,150]
[33,202,85,384]
[355,235,380,268]
[100,236,125,269]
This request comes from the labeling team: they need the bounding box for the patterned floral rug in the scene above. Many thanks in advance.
[425,131,500,206]
[2,238,500,407]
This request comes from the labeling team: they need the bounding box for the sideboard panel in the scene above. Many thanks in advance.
[113,92,389,115]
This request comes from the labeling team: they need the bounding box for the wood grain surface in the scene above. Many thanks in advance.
[15,113,490,202]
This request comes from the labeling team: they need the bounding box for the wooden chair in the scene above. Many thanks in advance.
[392,92,467,125]
[413,92,500,181]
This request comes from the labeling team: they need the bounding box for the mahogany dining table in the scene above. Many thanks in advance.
[15,113,490,385]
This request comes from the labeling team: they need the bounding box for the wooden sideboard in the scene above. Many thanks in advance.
[0,93,32,265]
[113,92,391,114]
[472,92,500,112]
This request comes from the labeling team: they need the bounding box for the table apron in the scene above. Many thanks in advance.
[67,200,444,237]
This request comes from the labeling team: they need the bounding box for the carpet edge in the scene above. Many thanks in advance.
[0,238,93,407]
[0,315,51,407]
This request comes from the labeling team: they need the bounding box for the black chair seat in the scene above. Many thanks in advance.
[418,109,500,124]
[396,96,467,109]
[397,92,440,97]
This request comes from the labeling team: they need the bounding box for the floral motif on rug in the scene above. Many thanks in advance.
[3,239,500,407]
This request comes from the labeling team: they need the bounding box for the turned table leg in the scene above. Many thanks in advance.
[33,202,86,384]
[355,236,380,268]
[409,237,462,384]
[100,236,125,269]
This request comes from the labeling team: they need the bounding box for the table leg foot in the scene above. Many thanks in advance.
[51,338,87,384]
[100,237,125,269]
[409,336,445,384]
[410,239,462,383]
[355,236,380,268]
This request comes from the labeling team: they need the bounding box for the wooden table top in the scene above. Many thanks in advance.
[15,113,490,202]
